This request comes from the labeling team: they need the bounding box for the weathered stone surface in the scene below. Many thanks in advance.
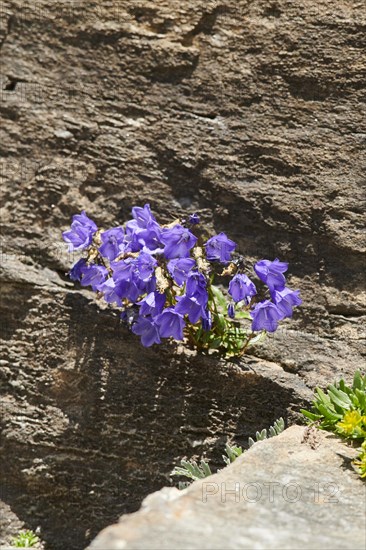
[0,266,312,548]
[1,0,365,549]
[88,426,366,550]
[0,501,24,548]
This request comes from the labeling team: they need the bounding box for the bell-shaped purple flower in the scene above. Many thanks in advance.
[201,309,212,331]
[111,260,142,301]
[228,273,257,303]
[132,204,158,229]
[138,224,163,252]
[125,205,163,252]
[99,277,124,307]
[111,258,135,282]
[155,308,185,340]
[227,303,235,319]
[138,292,166,317]
[71,211,97,229]
[250,300,282,332]
[186,272,208,307]
[132,316,161,347]
[205,232,236,264]
[137,252,157,282]
[69,258,87,281]
[175,295,205,324]
[167,258,196,286]
[124,224,143,252]
[186,272,206,296]
[63,223,91,251]
[99,227,125,260]
[62,211,98,251]
[80,264,108,291]
[118,279,141,303]
[271,287,302,319]
[161,225,197,259]
[254,258,288,292]
[145,276,157,294]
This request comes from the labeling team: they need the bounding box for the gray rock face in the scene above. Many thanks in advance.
[0,0,365,549]
[88,426,366,550]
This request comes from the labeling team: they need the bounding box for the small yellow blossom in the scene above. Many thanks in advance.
[337,410,366,438]
[354,441,366,478]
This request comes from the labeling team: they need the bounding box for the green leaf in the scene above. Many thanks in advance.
[211,285,227,310]
[195,326,203,341]
[223,443,243,465]
[235,310,252,320]
[209,337,222,349]
[274,417,285,433]
[300,374,366,480]
[268,418,285,437]
[301,409,322,421]
[172,459,212,481]
[11,531,39,548]
[317,403,342,422]
[327,389,352,410]
[353,370,365,391]
[328,385,353,406]
[355,388,366,412]
[256,429,267,440]
[201,460,213,477]
[316,387,333,406]
[216,313,227,333]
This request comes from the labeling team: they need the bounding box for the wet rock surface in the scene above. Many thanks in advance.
[0,1,365,549]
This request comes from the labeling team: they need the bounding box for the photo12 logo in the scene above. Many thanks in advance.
[202,481,340,504]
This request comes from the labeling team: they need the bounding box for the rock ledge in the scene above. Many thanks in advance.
[88,426,365,550]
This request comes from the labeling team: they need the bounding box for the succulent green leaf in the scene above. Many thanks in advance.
[211,285,227,310]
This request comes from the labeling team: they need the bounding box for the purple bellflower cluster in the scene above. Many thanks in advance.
[63,205,302,356]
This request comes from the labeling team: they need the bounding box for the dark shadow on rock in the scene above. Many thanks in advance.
[0,290,309,550]
[335,449,362,479]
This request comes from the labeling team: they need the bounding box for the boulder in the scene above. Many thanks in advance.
[88,426,366,550]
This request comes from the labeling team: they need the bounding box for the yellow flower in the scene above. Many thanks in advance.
[354,441,366,479]
[337,410,365,437]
